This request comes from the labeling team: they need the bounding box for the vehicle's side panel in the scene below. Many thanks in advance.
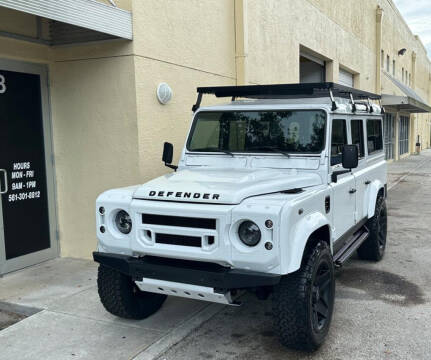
[280,186,331,274]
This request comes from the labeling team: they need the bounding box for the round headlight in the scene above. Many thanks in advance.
[238,221,261,246]
[115,210,132,234]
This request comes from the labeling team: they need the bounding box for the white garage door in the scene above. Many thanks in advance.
[339,68,354,87]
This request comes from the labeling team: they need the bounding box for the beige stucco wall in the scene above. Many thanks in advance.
[131,0,236,182]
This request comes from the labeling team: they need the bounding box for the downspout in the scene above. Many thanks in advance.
[234,0,248,85]
[410,51,417,154]
[375,6,383,94]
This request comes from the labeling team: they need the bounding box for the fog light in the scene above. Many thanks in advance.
[265,242,273,250]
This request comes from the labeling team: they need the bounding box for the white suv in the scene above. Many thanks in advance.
[94,83,387,351]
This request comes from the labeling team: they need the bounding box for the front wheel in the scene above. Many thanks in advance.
[97,265,167,319]
[272,241,335,352]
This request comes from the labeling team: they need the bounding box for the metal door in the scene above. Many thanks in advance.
[0,59,57,274]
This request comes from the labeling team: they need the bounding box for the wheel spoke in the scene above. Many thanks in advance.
[315,270,330,288]
[315,300,328,319]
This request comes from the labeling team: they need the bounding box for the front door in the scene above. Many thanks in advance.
[329,118,356,243]
[0,60,57,274]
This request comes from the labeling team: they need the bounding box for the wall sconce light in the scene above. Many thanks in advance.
[156,83,173,105]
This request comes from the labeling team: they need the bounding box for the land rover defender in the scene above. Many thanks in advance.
[93,83,388,351]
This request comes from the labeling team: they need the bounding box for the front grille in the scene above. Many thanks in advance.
[155,233,202,247]
[142,214,216,229]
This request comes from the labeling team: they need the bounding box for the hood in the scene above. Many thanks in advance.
[133,168,322,204]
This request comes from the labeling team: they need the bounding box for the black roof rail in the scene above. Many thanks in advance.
[192,82,381,112]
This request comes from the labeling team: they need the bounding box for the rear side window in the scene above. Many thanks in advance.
[331,119,347,166]
[351,119,365,158]
[367,119,383,154]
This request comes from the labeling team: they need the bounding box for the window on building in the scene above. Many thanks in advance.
[393,60,396,76]
[406,70,408,84]
[402,67,404,82]
[331,119,347,166]
[351,119,365,158]
[367,119,383,154]
[399,116,410,155]
[384,113,395,160]
[409,73,412,87]
[381,50,384,69]
[386,55,390,72]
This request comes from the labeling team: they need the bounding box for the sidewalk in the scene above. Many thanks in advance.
[1,150,431,360]
[0,258,219,360]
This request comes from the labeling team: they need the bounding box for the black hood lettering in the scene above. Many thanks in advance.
[148,191,220,201]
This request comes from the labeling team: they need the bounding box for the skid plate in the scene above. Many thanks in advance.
[135,278,240,305]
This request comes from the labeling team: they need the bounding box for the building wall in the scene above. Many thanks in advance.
[130,0,236,180]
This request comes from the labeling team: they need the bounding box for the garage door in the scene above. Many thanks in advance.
[339,68,354,87]
[300,53,325,83]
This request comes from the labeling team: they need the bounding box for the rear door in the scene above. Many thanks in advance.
[350,118,367,222]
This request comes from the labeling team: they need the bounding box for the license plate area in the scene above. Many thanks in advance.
[155,233,202,248]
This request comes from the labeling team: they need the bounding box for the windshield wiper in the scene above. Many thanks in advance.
[192,147,234,157]
[249,146,291,158]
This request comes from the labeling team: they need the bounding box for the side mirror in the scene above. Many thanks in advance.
[341,144,359,170]
[331,144,359,183]
[162,142,178,171]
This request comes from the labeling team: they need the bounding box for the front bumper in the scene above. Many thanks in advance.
[93,252,281,290]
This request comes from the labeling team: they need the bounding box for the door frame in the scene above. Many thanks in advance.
[0,58,58,275]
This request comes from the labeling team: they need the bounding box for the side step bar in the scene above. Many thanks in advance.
[333,227,369,266]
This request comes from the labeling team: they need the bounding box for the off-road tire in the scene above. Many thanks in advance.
[272,241,335,352]
[97,265,167,319]
[357,196,387,261]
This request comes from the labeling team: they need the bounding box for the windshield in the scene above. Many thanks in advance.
[187,110,326,154]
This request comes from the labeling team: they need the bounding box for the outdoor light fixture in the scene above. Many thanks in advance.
[156,82,173,104]
[398,48,407,56]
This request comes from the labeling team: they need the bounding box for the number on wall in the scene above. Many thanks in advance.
[0,74,6,94]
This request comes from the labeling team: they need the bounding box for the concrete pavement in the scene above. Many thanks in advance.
[1,150,431,359]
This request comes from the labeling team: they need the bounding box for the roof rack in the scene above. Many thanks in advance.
[192,82,381,112]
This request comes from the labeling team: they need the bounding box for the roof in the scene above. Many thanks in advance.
[193,82,381,113]
[0,0,133,41]
[197,82,381,100]
[382,71,431,113]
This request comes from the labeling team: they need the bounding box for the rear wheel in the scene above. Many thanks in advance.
[97,265,167,319]
[272,241,335,351]
[357,196,387,261]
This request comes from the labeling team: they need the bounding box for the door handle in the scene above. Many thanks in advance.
[0,169,8,194]
[365,180,371,185]
[349,188,357,194]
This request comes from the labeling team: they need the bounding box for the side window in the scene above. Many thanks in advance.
[366,119,383,154]
[351,119,365,158]
[331,119,347,166]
